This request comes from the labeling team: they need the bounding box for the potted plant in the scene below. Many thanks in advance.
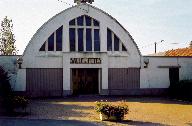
[95,101,129,121]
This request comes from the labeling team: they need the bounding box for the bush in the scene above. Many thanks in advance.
[0,66,14,112]
[13,96,29,110]
[0,66,29,114]
[95,101,129,121]
[169,80,192,101]
[0,66,12,97]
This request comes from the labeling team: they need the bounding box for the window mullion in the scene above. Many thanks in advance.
[75,28,78,52]
[83,28,86,52]
[75,18,78,51]
[54,32,56,51]
[45,40,48,52]
[91,19,94,52]
[120,40,122,52]
[92,29,94,52]
[83,16,86,52]
[112,32,114,52]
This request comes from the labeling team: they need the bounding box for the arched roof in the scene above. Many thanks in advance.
[22,3,141,57]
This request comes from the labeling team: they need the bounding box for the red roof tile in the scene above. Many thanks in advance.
[165,47,192,56]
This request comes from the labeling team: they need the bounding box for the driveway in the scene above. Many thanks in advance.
[0,96,192,126]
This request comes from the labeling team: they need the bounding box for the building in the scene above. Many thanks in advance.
[0,2,192,97]
[149,42,192,57]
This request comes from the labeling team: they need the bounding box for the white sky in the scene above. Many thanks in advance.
[0,0,191,55]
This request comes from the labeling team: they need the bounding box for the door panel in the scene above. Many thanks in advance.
[72,69,99,95]
[169,68,179,86]
[26,68,63,97]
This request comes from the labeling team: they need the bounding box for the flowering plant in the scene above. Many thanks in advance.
[13,96,29,109]
[95,100,129,121]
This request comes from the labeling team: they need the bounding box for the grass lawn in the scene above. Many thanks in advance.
[25,97,192,126]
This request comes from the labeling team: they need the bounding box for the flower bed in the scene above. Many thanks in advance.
[95,101,129,121]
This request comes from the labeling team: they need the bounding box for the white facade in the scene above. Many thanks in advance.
[0,4,191,97]
[18,4,141,96]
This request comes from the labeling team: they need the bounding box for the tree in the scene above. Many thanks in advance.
[0,16,18,55]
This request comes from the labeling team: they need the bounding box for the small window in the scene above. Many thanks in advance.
[85,15,92,26]
[107,29,112,51]
[94,29,100,51]
[69,19,76,26]
[86,29,92,51]
[56,26,63,51]
[122,44,127,51]
[77,16,84,26]
[93,19,99,26]
[48,33,54,51]
[39,42,46,51]
[78,28,84,51]
[114,35,119,51]
[69,28,76,51]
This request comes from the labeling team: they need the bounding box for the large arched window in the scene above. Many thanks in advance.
[69,15,100,52]
[39,26,63,51]
[107,28,127,52]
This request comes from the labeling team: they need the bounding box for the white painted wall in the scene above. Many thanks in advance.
[22,4,141,69]
[1,5,192,94]
[20,4,141,93]
[140,56,192,89]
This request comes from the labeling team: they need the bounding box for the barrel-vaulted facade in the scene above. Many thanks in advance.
[13,2,192,98]
[16,4,141,97]
[7,3,192,97]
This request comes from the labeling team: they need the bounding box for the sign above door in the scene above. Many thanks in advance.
[70,58,101,64]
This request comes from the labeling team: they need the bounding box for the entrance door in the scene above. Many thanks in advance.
[169,68,179,86]
[72,69,99,95]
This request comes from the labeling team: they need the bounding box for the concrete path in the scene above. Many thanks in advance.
[0,118,102,126]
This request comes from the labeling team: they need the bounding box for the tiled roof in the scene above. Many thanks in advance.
[165,47,192,56]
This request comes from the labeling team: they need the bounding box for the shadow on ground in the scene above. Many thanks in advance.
[118,120,168,126]
[0,118,169,126]
[41,95,192,105]
[0,118,100,126]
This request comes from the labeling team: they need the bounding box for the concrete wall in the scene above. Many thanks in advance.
[140,56,192,89]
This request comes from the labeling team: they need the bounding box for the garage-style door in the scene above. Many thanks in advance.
[108,68,140,95]
[26,68,63,97]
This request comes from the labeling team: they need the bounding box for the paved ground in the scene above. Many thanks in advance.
[0,118,100,126]
[0,96,192,126]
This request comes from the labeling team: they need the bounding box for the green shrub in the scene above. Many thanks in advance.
[95,101,129,121]
[13,96,29,109]
[0,66,29,113]
[0,66,12,97]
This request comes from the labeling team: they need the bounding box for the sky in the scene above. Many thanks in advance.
[0,0,192,55]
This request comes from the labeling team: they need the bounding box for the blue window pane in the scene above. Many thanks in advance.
[107,29,112,51]
[69,19,75,25]
[114,35,119,51]
[77,16,84,26]
[94,29,100,51]
[78,28,84,51]
[94,19,99,26]
[122,44,127,51]
[39,42,46,51]
[69,28,76,51]
[86,29,92,51]
[56,26,63,51]
[48,33,54,51]
[85,15,91,26]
